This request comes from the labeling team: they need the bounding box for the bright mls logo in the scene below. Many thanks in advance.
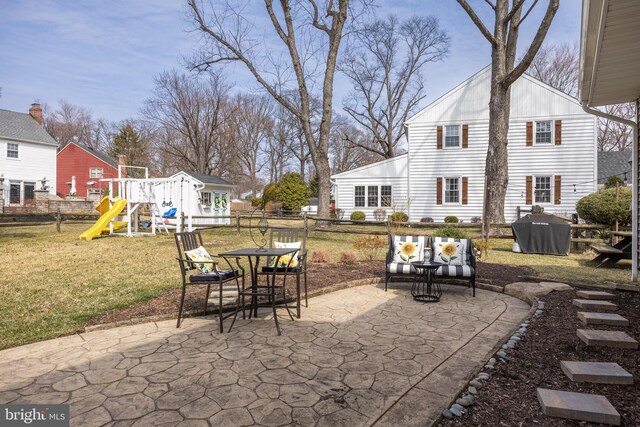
[1,405,69,426]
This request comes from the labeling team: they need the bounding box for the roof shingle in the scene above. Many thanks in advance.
[598,150,632,183]
[0,109,57,146]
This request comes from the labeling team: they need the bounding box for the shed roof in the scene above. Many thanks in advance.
[598,150,632,183]
[0,109,57,146]
[182,171,234,187]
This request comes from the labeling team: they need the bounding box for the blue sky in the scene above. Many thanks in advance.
[0,0,582,122]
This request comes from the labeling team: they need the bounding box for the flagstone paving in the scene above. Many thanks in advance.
[0,283,529,427]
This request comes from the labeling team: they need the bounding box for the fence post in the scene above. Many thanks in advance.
[180,212,186,233]
[235,212,241,234]
[303,213,308,232]
[56,208,61,233]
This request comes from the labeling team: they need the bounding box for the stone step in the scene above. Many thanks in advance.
[560,361,634,384]
[537,388,620,425]
[577,329,639,349]
[572,299,618,311]
[578,312,630,326]
[576,290,616,300]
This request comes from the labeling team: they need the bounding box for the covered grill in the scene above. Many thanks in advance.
[511,214,571,256]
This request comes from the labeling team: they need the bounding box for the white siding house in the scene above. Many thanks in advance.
[0,104,57,207]
[332,67,598,222]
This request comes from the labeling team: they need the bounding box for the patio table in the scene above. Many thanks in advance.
[411,262,443,303]
[219,247,298,335]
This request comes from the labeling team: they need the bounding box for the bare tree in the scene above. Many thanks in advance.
[142,70,234,176]
[231,94,274,196]
[267,103,294,183]
[43,100,102,149]
[527,42,579,97]
[457,0,560,224]
[330,114,380,173]
[341,14,449,158]
[527,42,634,152]
[187,0,361,219]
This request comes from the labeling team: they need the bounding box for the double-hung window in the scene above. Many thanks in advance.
[444,125,460,148]
[535,121,552,144]
[381,186,392,207]
[354,186,365,207]
[200,191,212,205]
[7,143,19,159]
[445,178,460,203]
[89,168,103,179]
[535,176,551,203]
[367,186,378,207]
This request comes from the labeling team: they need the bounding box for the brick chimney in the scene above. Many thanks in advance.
[29,103,43,125]
[118,154,127,178]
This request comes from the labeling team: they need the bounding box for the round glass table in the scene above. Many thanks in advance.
[411,262,443,302]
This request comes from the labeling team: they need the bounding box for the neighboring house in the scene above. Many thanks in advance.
[154,171,235,226]
[0,103,57,207]
[57,141,119,200]
[332,66,598,222]
[597,151,631,188]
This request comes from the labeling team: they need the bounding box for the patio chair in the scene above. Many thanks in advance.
[258,228,309,311]
[174,231,244,332]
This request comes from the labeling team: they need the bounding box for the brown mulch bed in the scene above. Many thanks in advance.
[442,289,640,426]
[88,261,533,327]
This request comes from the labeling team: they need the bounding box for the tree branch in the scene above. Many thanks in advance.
[457,0,497,45]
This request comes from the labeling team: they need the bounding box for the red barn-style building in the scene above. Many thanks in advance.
[56,142,119,200]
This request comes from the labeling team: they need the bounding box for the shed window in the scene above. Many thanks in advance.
[535,176,551,203]
[535,121,552,144]
[445,125,460,148]
[355,186,365,207]
[381,186,392,207]
[200,191,212,205]
[89,168,104,178]
[445,178,460,204]
[7,143,19,159]
[367,186,378,207]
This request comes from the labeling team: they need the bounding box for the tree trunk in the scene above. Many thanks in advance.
[315,154,332,219]
[485,61,511,225]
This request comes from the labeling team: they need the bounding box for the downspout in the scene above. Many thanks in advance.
[404,124,411,221]
[581,102,639,282]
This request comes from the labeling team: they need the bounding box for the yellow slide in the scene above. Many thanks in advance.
[96,196,126,233]
[80,199,128,241]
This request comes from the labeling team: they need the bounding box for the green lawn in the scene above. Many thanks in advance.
[0,222,634,349]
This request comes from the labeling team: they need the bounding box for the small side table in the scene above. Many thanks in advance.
[411,262,443,303]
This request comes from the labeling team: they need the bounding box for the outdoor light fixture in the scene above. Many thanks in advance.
[249,208,269,251]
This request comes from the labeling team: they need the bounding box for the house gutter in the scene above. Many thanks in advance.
[581,102,639,282]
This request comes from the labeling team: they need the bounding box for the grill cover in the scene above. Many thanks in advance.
[511,214,571,255]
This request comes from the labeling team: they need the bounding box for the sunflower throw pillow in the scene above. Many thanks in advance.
[184,246,214,273]
[393,241,424,263]
[270,241,301,267]
[434,241,464,265]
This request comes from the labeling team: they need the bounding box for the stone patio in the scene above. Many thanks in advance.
[0,282,529,427]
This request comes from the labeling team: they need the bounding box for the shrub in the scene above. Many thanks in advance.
[434,225,469,239]
[373,208,387,221]
[250,197,261,207]
[390,211,409,222]
[353,236,386,261]
[350,211,366,221]
[444,215,459,223]
[311,250,330,263]
[472,239,493,260]
[340,250,357,265]
[604,175,625,189]
[470,216,482,224]
[420,217,434,223]
[531,205,545,214]
[275,172,309,211]
[576,187,632,226]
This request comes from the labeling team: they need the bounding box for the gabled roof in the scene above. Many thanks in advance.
[59,141,118,168]
[406,65,582,125]
[598,150,632,182]
[331,154,408,179]
[180,171,234,187]
[0,108,57,146]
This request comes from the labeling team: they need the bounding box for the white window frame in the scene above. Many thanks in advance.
[444,125,461,149]
[444,177,461,205]
[380,185,392,208]
[89,167,104,179]
[367,185,379,208]
[6,142,19,159]
[200,191,212,206]
[354,186,365,207]
[534,175,553,204]
[534,120,553,145]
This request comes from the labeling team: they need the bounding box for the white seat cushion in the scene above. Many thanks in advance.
[387,262,417,274]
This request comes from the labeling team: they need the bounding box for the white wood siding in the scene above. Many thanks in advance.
[0,138,57,205]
